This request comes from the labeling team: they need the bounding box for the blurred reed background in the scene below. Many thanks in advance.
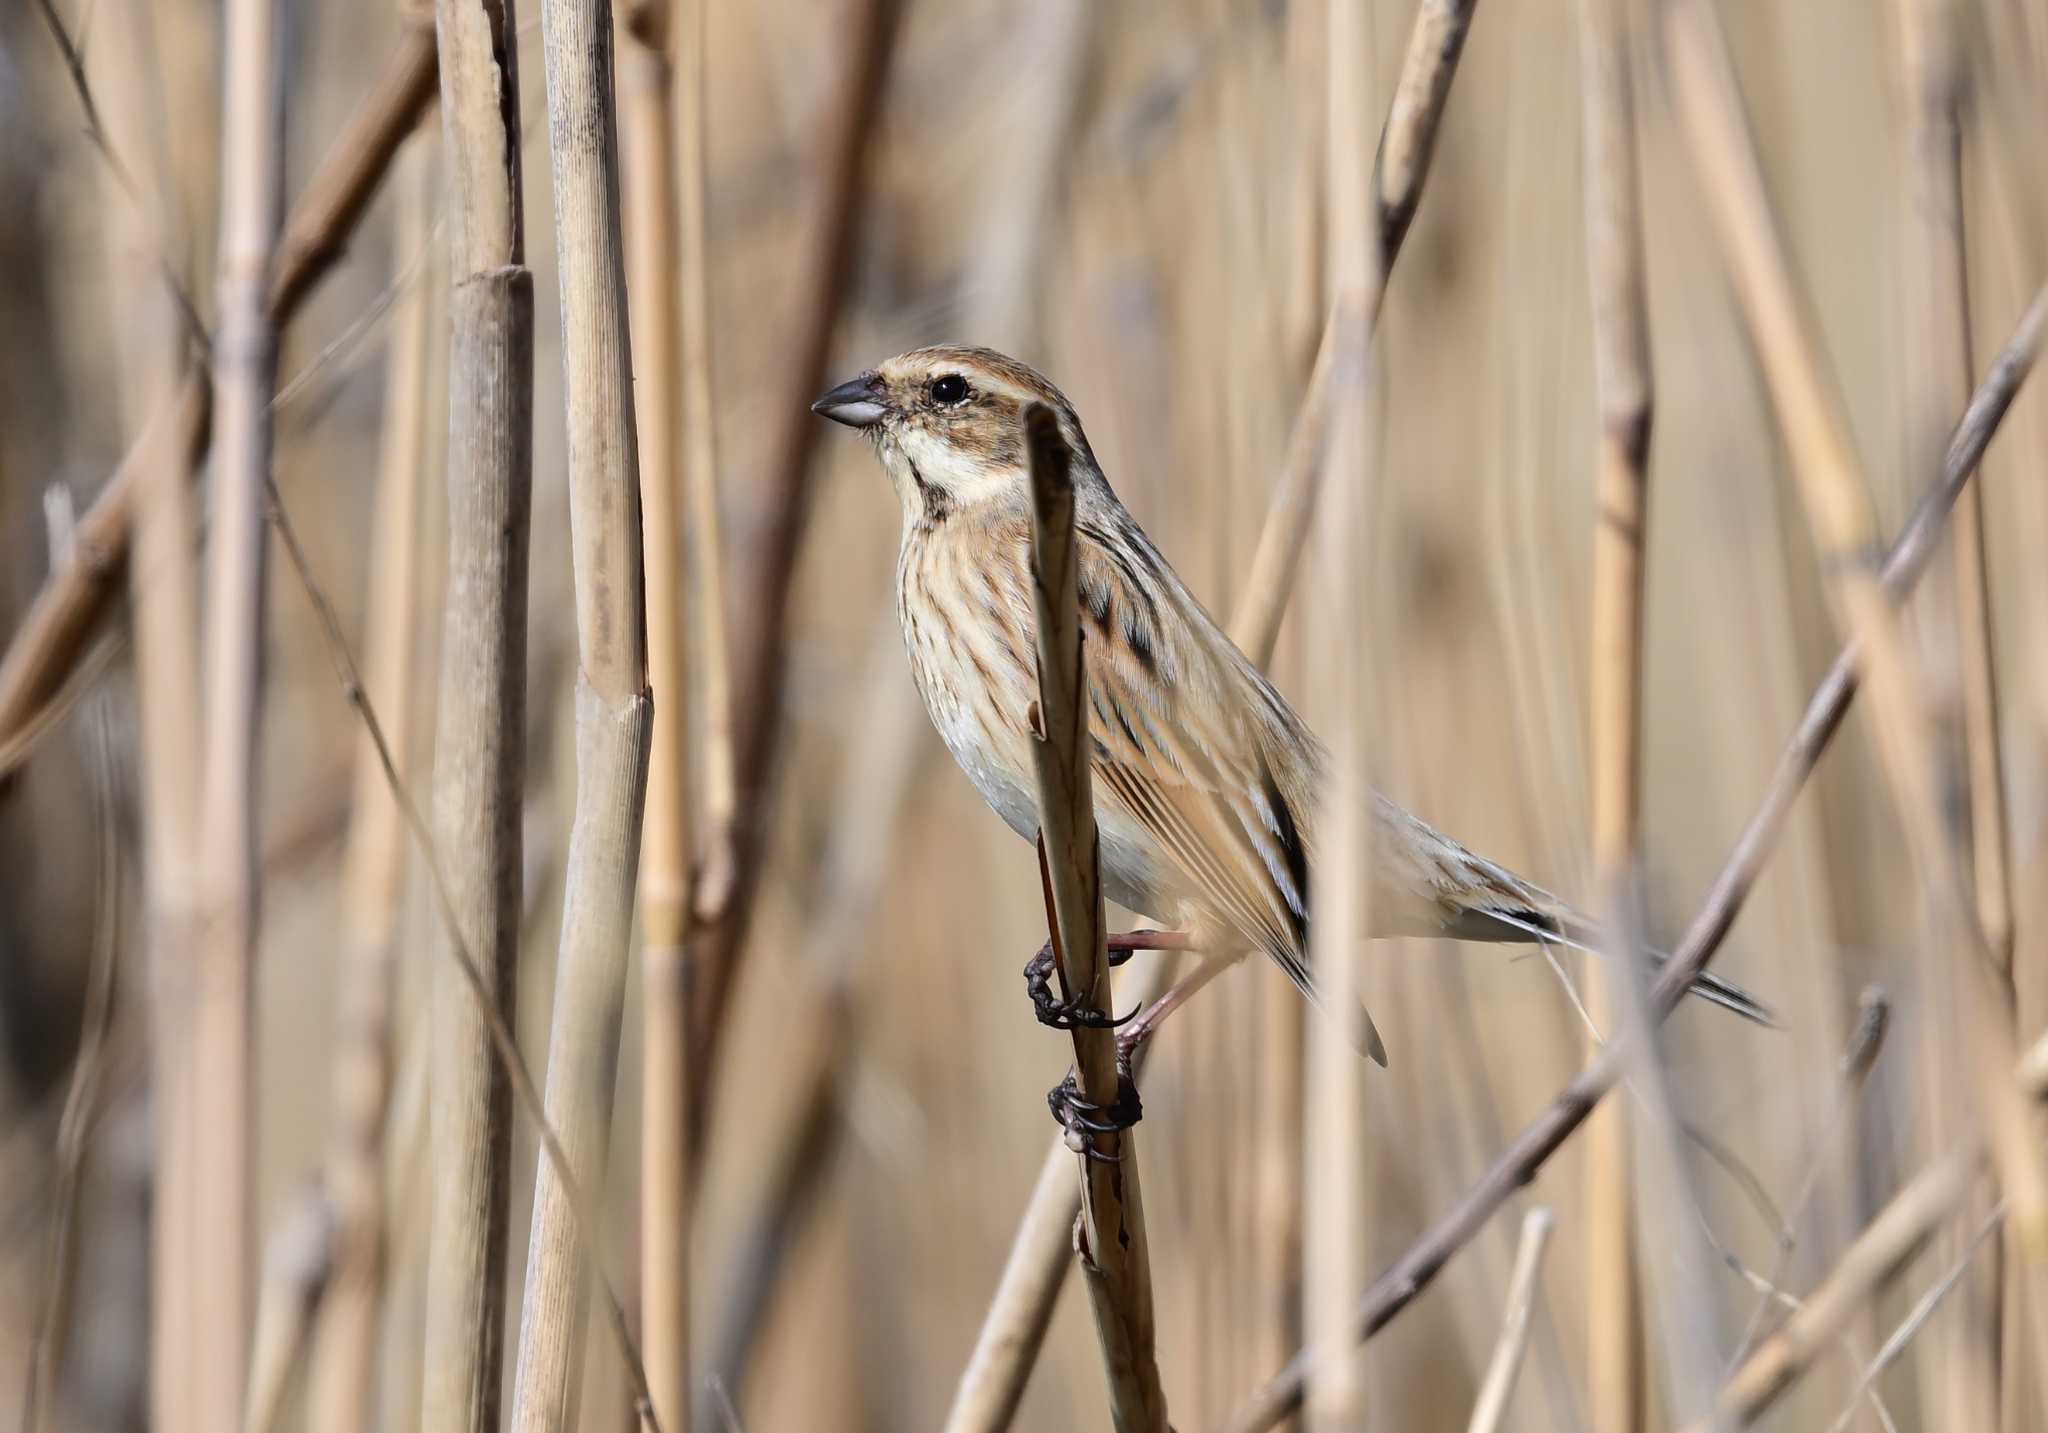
[2,0,2048,1430]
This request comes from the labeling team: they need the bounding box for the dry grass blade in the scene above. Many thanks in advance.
[1023,401,1168,1433]
[508,0,656,1422]
[1465,1208,1555,1433]
[1213,286,2048,1433]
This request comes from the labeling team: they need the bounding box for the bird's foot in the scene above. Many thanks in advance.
[1047,1062,1143,1158]
[1023,940,1134,1030]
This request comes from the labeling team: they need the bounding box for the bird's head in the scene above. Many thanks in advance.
[811,346,1097,523]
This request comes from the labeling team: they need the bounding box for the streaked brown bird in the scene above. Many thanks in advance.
[814,346,1770,1070]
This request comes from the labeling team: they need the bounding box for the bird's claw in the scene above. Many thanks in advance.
[1047,1064,1143,1157]
[1023,941,1136,1031]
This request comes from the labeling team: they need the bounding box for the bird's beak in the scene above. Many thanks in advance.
[810,371,889,429]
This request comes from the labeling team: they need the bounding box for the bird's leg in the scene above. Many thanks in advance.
[1113,955,1232,1065]
[1022,929,1196,1030]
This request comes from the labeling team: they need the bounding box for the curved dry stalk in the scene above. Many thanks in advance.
[1213,287,2048,1433]
[1023,403,1168,1433]
[509,0,655,1426]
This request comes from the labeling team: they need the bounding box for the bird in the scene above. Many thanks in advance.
[812,345,1771,1078]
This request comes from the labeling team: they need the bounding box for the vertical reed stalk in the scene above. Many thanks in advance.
[1301,1,1377,1425]
[303,120,438,1433]
[190,0,287,1423]
[508,0,654,1425]
[1574,1,1649,1427]
[1023,403,1169,1433]
[1895,0,2011,1424]
[623,2,693,1429]
[421,0,533,1428]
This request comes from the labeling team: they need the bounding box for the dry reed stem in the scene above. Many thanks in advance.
[1214,287,2048,1433]
[0,27,440,771]
[947,5,1487,1371]
[1022,402,1169,1433]
[1302,0,1377,1420]
[301,123,438,1433]
[1464,1208,1555,1433]
[673,0,732,934]
[704,7,1094,1408]
[510,0,655,1426]
[1893,0,2011,1425]
[1229,0,1478,669]
[1664,0,2048,1251]
[1574,0,1651,1425]
[623,2,694,1429]
[685,0,901,1105]
[188,0,287,1421]
[421,0,532,1426]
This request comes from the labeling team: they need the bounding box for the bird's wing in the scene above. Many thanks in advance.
[1068,520,1389,1062]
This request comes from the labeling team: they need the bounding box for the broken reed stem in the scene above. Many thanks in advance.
[1213,287,2048,1433]
[301,120,437,1433]
[188,0,287,1421]
[0,25,440,770]
[1665,0,2048,1254]
[1464,1208,1555,1433]
[420,0,533,1427]
[1575,0,1651,1427]
[623,1,694,1430]
[685,0,901,1117]
[508,0,656,1428]
[1023,403,1169,1433]
[1229,0,1478,668]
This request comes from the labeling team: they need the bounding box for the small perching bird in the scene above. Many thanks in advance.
[813,346,1771,1072]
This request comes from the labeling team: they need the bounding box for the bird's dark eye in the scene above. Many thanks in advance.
[930,373,970,406]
